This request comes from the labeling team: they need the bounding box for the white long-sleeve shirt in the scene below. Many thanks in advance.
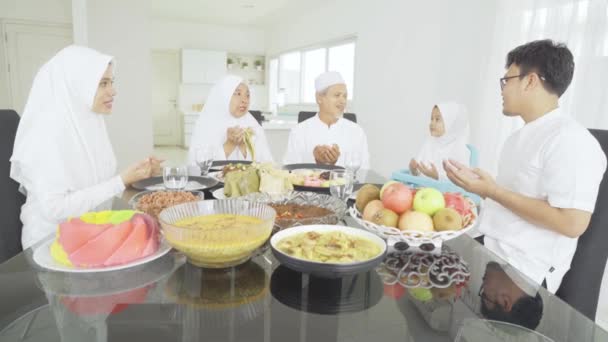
[282,113,370,169]
[19,174,125,249]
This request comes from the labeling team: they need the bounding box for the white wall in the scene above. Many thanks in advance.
[266,0,498,177]
[0,0,71,23]
[152,20,268,113]
[151,20,266,54]
[76,0,153,169]
[0,0,72,110]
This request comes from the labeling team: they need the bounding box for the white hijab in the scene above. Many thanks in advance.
[188,75,273,163]
[10,45,117,193]
[416,102,470,177]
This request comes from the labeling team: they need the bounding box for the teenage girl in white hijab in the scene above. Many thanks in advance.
[188,75,273,163]
[409,102,470,180]
[10,45,161,249]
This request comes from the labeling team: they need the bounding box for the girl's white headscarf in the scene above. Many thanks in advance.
[10,45,117,193]
[416,102,470,179]
[188,75,273,163]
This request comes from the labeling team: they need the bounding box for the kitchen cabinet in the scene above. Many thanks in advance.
[181,49,227,84]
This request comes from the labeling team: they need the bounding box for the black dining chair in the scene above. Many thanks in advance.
[0,109,25,264]
[249,110,264,125]
[297,111,357,123]
[555,129,608,321]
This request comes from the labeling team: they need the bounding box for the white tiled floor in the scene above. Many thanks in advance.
[152,146,608,329]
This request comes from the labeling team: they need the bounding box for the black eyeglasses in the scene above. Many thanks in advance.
[478,284,501,308]
[499,73,546,90]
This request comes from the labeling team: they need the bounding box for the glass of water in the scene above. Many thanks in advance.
[163,166,188,190]
[329,169,354,201]
[195,146,215,175]
[342,151,362,182]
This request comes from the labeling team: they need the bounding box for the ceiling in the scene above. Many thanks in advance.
[150,0,327,28]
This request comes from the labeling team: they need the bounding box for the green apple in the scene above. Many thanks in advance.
[380,180,398,199]
[413,187,445,216]
[409,288,433,302]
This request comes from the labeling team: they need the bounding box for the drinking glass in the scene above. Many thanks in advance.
[163,166,188,190]
[329,169,354,201]
[194,146,215,176]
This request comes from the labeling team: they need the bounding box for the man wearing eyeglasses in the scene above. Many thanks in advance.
[478,262,544,331]
[443,40,606,293]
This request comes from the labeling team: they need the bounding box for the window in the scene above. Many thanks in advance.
[328,43,355,100]
[278,52,301,104]
[269,39,356,107]
[302,48,326,103]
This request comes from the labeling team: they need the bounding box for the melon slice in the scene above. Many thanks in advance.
[104,216,149,266]
[58,219,111,254]
[68,221,133,267]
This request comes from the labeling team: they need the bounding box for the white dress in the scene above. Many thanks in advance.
[10,45,125,249]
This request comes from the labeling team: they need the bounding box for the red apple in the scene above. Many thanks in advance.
[381,183,413,214]
[383,283,405,300]
[444,192,471,217]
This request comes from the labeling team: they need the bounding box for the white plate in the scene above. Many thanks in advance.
[208,171,224,183]
[145,181,210,192]
[212,188,226,199]
[33,238,172,273]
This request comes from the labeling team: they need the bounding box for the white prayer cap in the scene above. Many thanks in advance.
[315,71,346,92]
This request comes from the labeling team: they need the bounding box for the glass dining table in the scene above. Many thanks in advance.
[0,169,606,342]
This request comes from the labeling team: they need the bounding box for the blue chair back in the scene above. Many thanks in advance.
[391,144,482,204]
[466,144,479,168]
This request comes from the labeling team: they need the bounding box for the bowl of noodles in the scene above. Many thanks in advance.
[270,225,387,278]
[158,200,276,268]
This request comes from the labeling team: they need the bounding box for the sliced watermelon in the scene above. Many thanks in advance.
[58,219,112,254]
[137,214,160,257]
[68,221,133,267]
[61,286,150,316]
[104,216,149,266]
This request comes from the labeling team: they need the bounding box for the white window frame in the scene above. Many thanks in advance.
[268,37,356,108]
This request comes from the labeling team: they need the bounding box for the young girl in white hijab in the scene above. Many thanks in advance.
[188,75,273,163]
[409,102,471,180]
[11,45,161,249]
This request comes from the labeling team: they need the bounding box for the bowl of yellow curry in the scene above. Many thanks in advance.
[158,200,276,268]
[270,225,387,278]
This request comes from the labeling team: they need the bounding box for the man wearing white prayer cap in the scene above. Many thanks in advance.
[283,71,370,170]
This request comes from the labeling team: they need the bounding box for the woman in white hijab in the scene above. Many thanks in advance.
[10,45,161,249]
[409,102,470,180]
[188,75,273,163]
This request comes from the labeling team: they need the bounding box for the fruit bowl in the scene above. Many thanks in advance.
[158,200,276,268]
[349,202,477,248]
[350,183,478,249]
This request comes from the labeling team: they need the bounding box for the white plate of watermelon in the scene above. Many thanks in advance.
[33,238,172,273]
